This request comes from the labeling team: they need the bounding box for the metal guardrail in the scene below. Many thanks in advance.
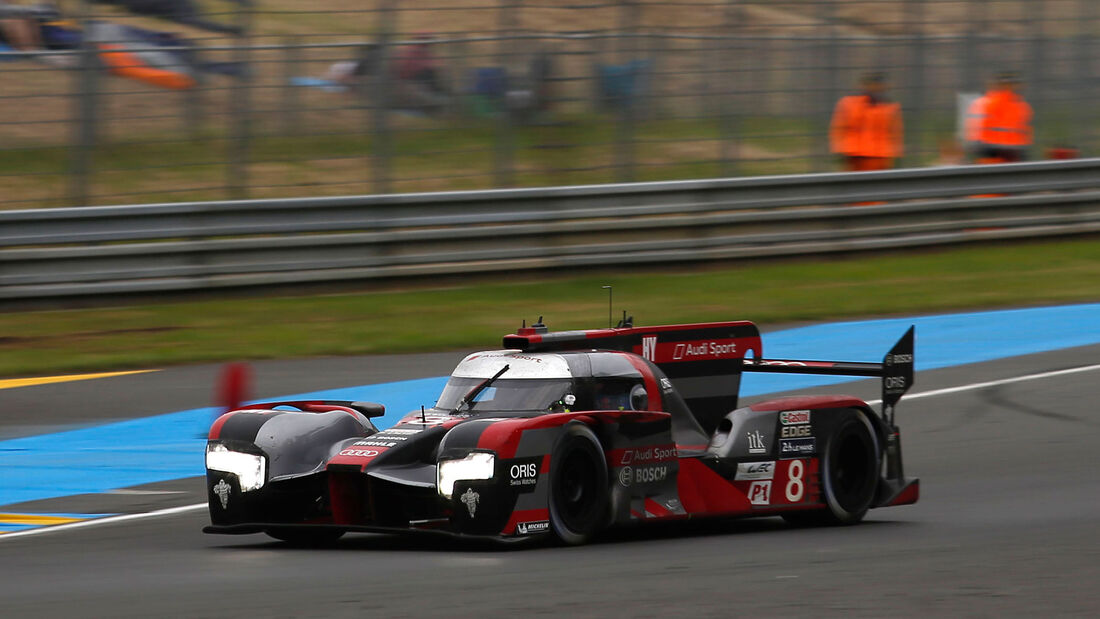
[2,159,1099,300]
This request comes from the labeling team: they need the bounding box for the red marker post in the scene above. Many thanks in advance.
[214,362,252,425]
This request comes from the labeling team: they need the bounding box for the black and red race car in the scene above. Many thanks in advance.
[204,319,918,545]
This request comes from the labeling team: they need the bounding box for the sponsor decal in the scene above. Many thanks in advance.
[508,459,540,487]
[785,459,805,502]
[885,353,913,366]
[460,488,480,518]
[619,466,633,487]
[466,353,543,363]
[642,336,657,361]
[516,520,551,535]
[633,464,669,484]
[659,377,674,393]
[748,481,772,505]
[338,448,380,458]
[735,461,775,481]
[382,428,422,435]
[779,410,811,425]
[353,440,397,448]
[667,341,739,360]
[619,445,678,465]
[619,464,670,486]
[780,425,812,438]
[779,437,816,458]
[885,376,908,391]
[746,430,767,454]
[213,479,231,509]
[402,413,454,426]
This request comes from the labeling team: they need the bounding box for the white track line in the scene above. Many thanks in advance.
[0,502,206,541]
[866,362,1100,407]
[4,363,1099,542]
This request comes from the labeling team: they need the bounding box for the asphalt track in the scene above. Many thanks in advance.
[2,343,1100,615]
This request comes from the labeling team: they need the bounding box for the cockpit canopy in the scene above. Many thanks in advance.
[434,350,649,414]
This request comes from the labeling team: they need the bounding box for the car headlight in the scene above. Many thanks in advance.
[437,452,495,499]
[206,443,267,492]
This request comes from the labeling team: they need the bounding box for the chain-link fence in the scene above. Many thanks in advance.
[0,0,1096,208]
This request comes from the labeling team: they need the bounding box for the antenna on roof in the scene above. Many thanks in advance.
[617,310,633,328]
[601,285,612,328]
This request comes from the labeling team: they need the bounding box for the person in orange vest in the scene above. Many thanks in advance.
[963,83,991,161]
[830,72,904,171]
[975,71,1033,164]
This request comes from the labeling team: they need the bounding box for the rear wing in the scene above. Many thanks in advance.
[741,326,915,424]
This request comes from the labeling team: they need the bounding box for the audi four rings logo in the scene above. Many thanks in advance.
[338,448,380,457]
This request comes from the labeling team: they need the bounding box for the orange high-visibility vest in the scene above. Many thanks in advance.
[830,95,903,159]
[980,89,1032,147]
[965,95,989,142]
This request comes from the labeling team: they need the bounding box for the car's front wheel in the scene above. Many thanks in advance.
[547,424,608,545]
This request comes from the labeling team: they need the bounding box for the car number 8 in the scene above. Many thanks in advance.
[785,460,804,502]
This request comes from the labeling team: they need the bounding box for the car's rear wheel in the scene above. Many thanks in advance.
[783,409,880,527]
[548,424,608,545]
[265,527,345,546]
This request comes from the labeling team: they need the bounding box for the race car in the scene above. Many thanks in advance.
[204,318,919,545]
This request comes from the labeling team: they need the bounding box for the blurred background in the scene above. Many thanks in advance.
[1,0,1096,209]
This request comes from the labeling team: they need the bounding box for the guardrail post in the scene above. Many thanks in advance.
[227,3,253,200]
[68,0,98,206]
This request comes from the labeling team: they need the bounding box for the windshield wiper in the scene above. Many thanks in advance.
[455,364,510,414]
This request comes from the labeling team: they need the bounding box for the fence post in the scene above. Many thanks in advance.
[68,0,98,206]
[183,40,204,142]
[447,37,467,118]
[281,36,302,136]
[371,0,395,194]
[904,0,926,168]
[816,0,838,173]
[1079,0,1097,156]
[614,0,638,182]
[1028,0,1047,156]
[494,0,519,187]
[718,0,740,177]
[227,4,253,200]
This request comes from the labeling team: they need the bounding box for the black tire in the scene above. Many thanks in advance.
[547,424,609,545]
[265,527,345,546]
[783,409,880,527]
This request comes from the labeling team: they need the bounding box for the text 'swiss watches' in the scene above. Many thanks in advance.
[204,318,919,545]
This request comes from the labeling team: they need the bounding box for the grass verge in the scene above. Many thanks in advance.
[2,237,1099,377]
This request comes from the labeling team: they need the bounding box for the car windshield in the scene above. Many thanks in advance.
[435,378,573,413]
